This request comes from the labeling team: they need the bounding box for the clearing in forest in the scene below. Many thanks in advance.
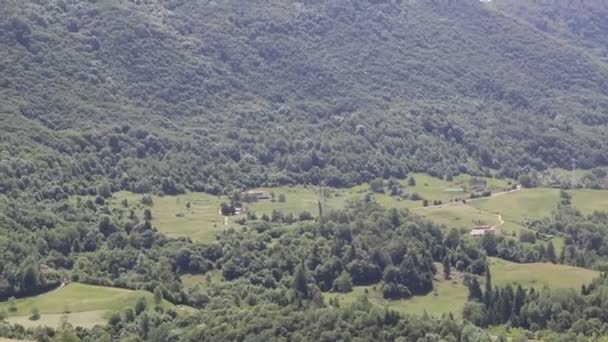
[489,258,600,289]
[324,258,600,319]
[0,283,174,328]
[468,188,560,225]
[111,191,232,242]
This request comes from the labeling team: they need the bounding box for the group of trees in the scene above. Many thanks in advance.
[525,190,608,269]
[464,271,608,337]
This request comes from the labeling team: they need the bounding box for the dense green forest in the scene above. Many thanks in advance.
[2,0,608,199]
[2,0,608,341]
[493,0,608,59]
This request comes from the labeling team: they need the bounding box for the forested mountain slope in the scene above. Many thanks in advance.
[493,0,608,59]
[2,0,608,196]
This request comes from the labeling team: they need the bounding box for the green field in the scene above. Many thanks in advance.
[363,173,511,209]
[470,188,559,225]
[180,270,224,288]
[0,283,174,328]
[325,277,468,318]
[111,191,233,242]
[489,258,600,289]
[571,189,608,214]
[246,186,349,216]
[413,203,501,231]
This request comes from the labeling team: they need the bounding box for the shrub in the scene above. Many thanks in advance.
[30,307,41,321]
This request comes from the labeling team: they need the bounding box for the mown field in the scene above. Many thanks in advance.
[412,203,501,231]
[469,188,560,225]
[489,258,600,289]
[0,283,175,328]
[571,189,608,214]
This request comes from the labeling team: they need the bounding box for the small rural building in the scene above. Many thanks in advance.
[241,190,271,200]
[470,224,495,237]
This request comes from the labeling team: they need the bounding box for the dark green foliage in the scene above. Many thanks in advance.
[463,273,608,336]
[2,0,608,206]
[332,271,353,293]
[443,255,451,279]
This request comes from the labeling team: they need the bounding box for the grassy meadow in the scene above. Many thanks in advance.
[413,203,501,231]
[324,258,600,320]
[0,283,171,316]
[469,188,560,224]
[489,258,600,289]
[324,278,468,319]
[111,191,233,242]
[0,283,174,328]
[180,270,224,288]
[107,175,606,246]
[571,189,608,214]
[103,173,514,242]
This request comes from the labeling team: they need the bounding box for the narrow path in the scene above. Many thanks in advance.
[493,213,505,230]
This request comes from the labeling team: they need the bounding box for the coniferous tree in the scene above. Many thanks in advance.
[443,255,451,279]
[546,241,556,263]
[484,263,492,306]
[293,262,309,300]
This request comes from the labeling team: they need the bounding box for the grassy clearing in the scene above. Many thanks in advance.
[324,257,600,320]
[570,189,608,215]
[104,173,511,242]
[413,203,500,231]
[489,258,600,289]
[363,173,511,208]
[180,270,224,288]
[111,191,233,242]
[0,283,174,328]
[469,188,559,224]
[324,278,468,318]
[6,310,107,329]
[246,186,349,216]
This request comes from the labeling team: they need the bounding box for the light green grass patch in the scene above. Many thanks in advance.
[246,186,349,217]
[413,204,500,231]
[489,258,599,289]
[398,173,511,205]
[0,283,172,317]
[570,189,608,215]
[180,270,224,288]
[111,191,233,242]
[470,188,559,224]
[6,310,107,329]
[324,278,468,318]
[347,173,511,211]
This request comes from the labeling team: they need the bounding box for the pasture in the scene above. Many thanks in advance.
[111,191,232,242]
[469,188,560,225]
[413,203,500,231]
[489,258,600,289]
[324,278,468,318]
[571,189,608,214]
[0,283,174,328]
[246,186,349,216]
